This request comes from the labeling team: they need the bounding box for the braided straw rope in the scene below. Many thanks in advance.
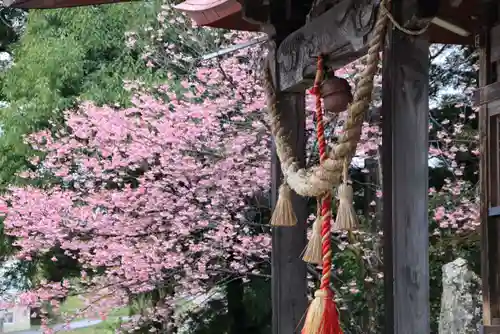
[265,0,391,198]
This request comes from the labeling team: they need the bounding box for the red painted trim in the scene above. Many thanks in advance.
[174,0,258,31]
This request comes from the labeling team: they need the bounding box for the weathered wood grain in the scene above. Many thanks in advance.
[482,324,500,334]
[276,0,378,92]
[480,22,493,326]
[479,4,500,323]
[474,81,500,106]
[271,89,308,333]
[381,1,430,333]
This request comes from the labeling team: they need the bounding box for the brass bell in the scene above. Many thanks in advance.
[320,74,353,113]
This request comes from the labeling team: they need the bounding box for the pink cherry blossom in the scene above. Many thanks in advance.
[4,27,274,332]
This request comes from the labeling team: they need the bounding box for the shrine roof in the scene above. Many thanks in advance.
[3,0,132,8]
[173,0,484,44]
[2,0,485,46]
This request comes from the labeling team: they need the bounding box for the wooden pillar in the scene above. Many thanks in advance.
[381,0,430,333]
[271,91,308,334]
[269,0,309,329]
[478,3,500,332]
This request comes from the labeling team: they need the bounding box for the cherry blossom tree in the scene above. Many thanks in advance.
[1,34,275,331]
[0,2,483,332]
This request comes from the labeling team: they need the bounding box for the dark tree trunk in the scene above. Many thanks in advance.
[227,277,247,334]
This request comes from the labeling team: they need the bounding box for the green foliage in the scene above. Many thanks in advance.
[0,3,165,190]
[0,2,167,295]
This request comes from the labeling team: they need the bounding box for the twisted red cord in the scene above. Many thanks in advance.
[310,56,333,291]
[309,56,342,334]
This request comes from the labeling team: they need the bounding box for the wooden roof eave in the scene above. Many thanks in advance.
[4,0,135,9]
[173,0,260,31]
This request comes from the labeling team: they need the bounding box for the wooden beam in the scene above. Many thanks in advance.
[275,0,481,93]
[276,0,379,92]
[271,87,308,333]
[488,206,500,217]
[381,0,430,333]
[474,81,500,106]
[482,324,500,334]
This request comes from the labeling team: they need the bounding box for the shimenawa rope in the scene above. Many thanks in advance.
[265,0,391,199]
[264,0,392,332]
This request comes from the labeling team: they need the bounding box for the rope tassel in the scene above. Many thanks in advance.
[334,162,358,231]
[303,202,323,264]
[302,290,342,334]
[270,183,297,227]
[334,182,358,231]
[302,193,342,334]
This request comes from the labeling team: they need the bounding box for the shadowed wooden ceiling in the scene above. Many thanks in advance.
[428,0,483,45]
[3,0,486,46]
